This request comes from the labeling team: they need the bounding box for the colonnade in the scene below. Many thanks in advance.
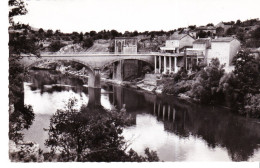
[153,102,176,122]
[154,56,178,74]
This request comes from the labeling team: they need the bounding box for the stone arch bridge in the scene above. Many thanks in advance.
[20,52,156,88]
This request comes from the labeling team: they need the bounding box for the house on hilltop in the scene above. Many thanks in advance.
[216,22,233,34]
[196,26,216,36]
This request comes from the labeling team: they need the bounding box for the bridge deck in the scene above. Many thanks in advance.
[21,52,184,57]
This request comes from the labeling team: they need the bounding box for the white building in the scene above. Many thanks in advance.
[160,34,195,53]
[207,37,240,72]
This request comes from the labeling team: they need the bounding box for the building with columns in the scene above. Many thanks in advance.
[155,37,241,74]
[154,53,184,74]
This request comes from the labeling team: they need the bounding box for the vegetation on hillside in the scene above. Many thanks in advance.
[163,51,260,118]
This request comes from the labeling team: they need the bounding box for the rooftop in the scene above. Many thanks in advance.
[212,37,237,42]
[196,26,216,30]
[193,38,211,44]
[115,37,137,39]
[169,34,193,40]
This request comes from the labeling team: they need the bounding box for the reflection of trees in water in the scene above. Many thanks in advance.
[44,98,159,162]
[86,83,260,161]
[154,96,260,161]
[27,70,88,94]
[9,88,36,162]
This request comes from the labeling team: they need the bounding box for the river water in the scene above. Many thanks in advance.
[22,70,260,161]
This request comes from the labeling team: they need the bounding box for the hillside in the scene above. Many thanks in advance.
[86,40,110,52]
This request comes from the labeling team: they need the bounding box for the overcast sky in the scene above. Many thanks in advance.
[13,0,260,33]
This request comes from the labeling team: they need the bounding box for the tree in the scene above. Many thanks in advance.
[197,30,207,38]
[48,41,66,52]
[231,50,260,113]
[252,27,260,39]
[45,98,159,162]
[82,38,94,49]
[236,19,241,26]
[132,30,139,37]
[189,58,225,104]
[89,31,97,38]
[9,0,27,23]
[46,29,53,38]
[8,0,37,147]
[111,29,119,38]
[188,25,196,30]
[206,23,214,27]
[79,32,83,42]
[216,27,224,37]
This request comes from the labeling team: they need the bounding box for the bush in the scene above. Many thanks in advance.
[189,58,225,104]
[82,38,94,49]
[48,41,66,52]
[244,94,260,118]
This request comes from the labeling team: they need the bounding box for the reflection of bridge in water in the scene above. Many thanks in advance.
[20,52,184,88]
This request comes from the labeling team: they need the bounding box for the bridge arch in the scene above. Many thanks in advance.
[23,58,101,88]
[100,58,154,71]
[26,58,95,73]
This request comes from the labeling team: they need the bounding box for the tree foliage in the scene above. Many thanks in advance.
[45,98,159,162]
[48,41,66,52]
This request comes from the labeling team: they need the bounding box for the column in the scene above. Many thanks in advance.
[168,105,171,121]
[113,86,115,105]
[158,104,161,117]
[164,56,167,74]
[159,56,161,73]
[153,102,156,115]
[163,105,165,120]
[169,57,172,73]
[174,57,177,73]
[186,57,188,70]
[173,108,176,122]
[154,56,157,74]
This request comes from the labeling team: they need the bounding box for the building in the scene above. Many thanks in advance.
[196,26,216,36]
[189,31,197,39]
[160,34,195,53]
[186,38,211,69]
[114,37,138,53]
[216,22,233,34]
[207,37,240,72]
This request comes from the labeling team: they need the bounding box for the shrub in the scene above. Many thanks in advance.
[244,94,260,118]
[48,41,66,52]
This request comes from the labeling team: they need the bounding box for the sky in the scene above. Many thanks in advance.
[12,0,260,33]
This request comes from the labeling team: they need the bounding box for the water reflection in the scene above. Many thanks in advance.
[23,70,260,161]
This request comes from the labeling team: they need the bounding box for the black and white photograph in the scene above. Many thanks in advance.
[2,0,260,167]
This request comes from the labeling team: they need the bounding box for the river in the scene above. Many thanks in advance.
[22,70,260,161]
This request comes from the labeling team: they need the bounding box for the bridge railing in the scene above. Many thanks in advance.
[40,51,161,55]
[23,52,184,57]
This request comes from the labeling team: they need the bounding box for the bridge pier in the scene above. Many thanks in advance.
[112,60,142,82]
[87,87,101,108]
[88,68,101,88]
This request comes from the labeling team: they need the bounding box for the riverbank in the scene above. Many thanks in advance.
[101,77,164,95]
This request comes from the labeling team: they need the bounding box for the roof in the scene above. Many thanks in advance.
[115,37,137,39]
[193,38,211,44]
[160,47,175,50]
[212,37,237,42]
[196,26,216,30]
[169,34,194,40]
